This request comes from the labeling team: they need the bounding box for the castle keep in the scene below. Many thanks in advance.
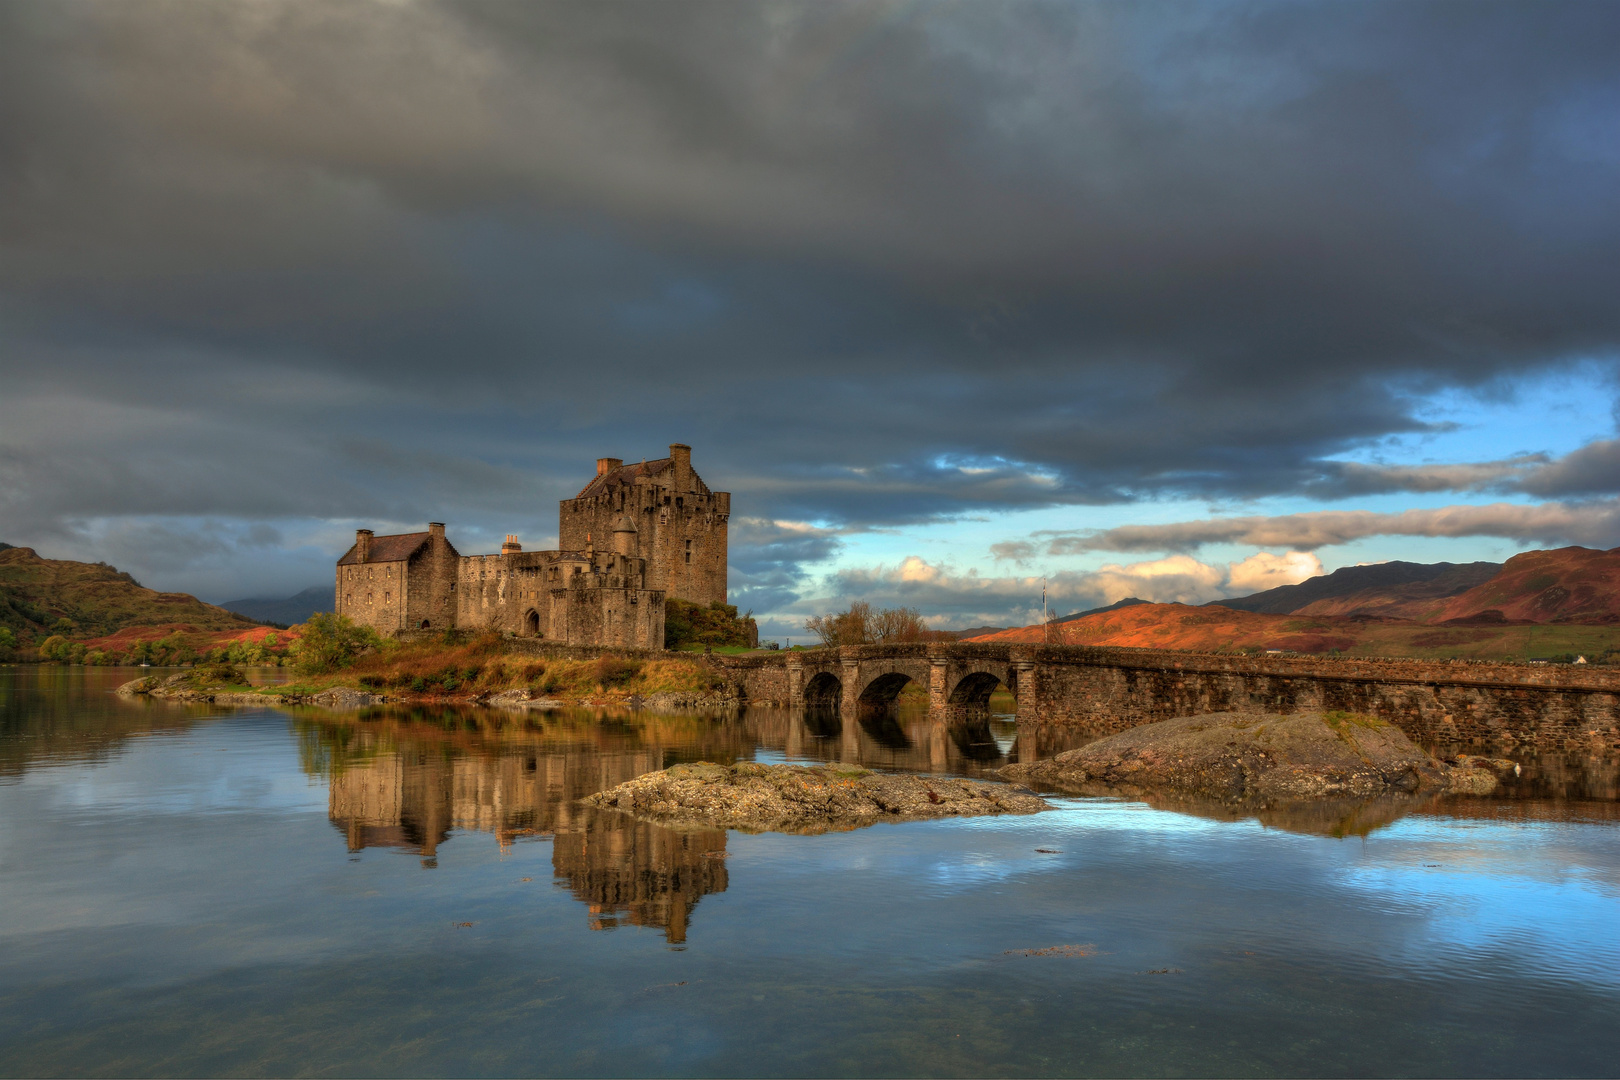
[335,444,729,649]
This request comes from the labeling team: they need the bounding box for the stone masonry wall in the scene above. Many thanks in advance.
[336,560,407,634]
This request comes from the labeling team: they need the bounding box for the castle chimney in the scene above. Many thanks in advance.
[596,457,623,477]
[670,443,692,490]
[355,529,373,563]
[428,522,445,540]
[501,533,522,555]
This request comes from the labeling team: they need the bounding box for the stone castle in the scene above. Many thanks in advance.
[335,444,728,649]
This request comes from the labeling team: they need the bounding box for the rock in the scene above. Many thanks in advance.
[584,761,1049,833]
[1442,753,1518,795]
[1000,711,1472,803]
[644,691,741,713]
[115,667,248,703]
[309,686,382,709]
[116,675,161,697]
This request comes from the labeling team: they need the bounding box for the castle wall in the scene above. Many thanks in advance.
[457,551,559,639]
[336,560,408,634]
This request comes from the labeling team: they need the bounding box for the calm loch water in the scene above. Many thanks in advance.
[2,666,1619,1077]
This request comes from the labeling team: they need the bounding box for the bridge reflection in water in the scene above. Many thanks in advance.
[296,704,1090,944]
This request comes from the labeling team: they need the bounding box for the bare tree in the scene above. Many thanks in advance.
[805,603,952,646]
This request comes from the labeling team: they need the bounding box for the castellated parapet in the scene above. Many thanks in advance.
[335,446,729,649]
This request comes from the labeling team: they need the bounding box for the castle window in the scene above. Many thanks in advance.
[685,539,692,564]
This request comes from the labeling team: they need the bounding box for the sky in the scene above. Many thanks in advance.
[4,0,1620,640]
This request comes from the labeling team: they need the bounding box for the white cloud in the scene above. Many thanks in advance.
[793,549,1324,631]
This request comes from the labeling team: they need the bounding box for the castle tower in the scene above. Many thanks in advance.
[559,444,729,607]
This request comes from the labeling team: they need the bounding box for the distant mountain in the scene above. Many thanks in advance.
[948,626,1007,640]
[1053,596,1150,624]
[220,585,334,627]
[0,546,257,636]
[1210,561,1500,616]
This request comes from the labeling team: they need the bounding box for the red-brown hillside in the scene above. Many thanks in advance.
[965,603,1361,652]
[963,546,1620,660]
[1293,546,1620,623]
[1433,546,1620,623]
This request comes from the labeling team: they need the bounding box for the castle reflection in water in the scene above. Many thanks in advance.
[298,704,1059,944]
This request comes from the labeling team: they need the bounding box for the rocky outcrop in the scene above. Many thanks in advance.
[584,761,1048,833]
[1000,710,1500,801]
[117,669,385,708]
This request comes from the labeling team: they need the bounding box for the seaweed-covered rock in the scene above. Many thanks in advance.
[116,665,247,702]
[584,761,1048,833]
[1000,711,1471,802]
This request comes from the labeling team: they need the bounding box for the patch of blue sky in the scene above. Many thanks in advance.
[25,718,327,820]
[1337,835,1620,986]
[1339,362,1618,470]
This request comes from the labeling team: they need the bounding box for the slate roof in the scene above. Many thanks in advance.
[574,457,673,499]
[337,531,430,566]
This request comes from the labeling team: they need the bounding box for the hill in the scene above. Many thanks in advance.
[0,546,258,638]
[961,600,1620,661]
[1209,561,1499,616]
[1430,546,1620,624]
[1053,596,1150,623]
[964,545,1620,660]
[220,585,333,627]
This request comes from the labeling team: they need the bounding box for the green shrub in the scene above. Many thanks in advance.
[294,613,382,675]
[665,599,757,649]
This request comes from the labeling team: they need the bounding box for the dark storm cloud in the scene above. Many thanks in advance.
[4,0,1620,597]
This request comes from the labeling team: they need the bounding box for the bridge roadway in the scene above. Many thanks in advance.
[711,642,1620,749]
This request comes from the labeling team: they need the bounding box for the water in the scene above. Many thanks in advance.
[2,666,1619,1077]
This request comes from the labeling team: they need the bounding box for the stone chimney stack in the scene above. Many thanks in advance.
[428,522,446,540]
[670,443,692,491]
[355,529,373,563]
[501,534,522,555]
[597,457,623,477]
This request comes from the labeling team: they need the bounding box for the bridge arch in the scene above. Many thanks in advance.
[803,671,842,707]
[948,670,1005,708]
[858,671,915,707]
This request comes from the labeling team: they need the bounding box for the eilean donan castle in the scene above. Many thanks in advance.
[334,444,728,649]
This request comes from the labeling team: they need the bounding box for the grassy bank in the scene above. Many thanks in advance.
[287,634,729,703]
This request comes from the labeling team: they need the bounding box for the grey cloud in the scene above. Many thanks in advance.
[4,0,1620,602]
[1038,500,1620,554]
[1520,440,1620,497]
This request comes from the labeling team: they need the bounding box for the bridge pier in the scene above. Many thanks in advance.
[928,654,950,716]
[840,657,861,716]
[786,654,804,705]
[1013,661,1038,723]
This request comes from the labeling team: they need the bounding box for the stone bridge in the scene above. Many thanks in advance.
[713,642,1620,749]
